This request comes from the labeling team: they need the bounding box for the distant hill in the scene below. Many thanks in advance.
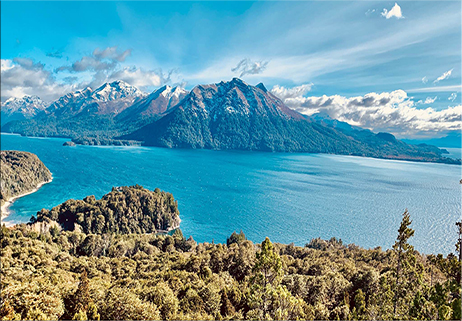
[402,132,461,148]
[0,150,52,207]
[34,185,181,234]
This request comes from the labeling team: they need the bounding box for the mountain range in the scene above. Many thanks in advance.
[1,79,459,164]
[1,95,48,125]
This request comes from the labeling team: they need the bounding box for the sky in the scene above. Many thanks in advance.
[1,1,461,139]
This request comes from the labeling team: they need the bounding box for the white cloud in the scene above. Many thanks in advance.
[270,84,313,100]
[1,58,77,102]
[408,85,461,93]
[448,93,457,102]
[424,96,437,104]
[56,46,131,73]
[381,3,404,19]
[1,59,14,72]
[272,84,461,137]
[365,9,376,16]
[433,69,453,83]
[106,67,175,89]
[93,47,131,62]
[421,76,428,84]
[231,59,268,77]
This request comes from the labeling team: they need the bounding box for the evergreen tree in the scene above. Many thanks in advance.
[392,209,418,318]
[220,289,235,318]
[456,220,462,262]
[72,310,88,320]
[250,237,284,319]
[74,269,91,314]
[253,237,283,288]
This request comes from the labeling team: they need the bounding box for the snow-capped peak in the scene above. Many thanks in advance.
[156,85,188,100]
[91,80,144,102]
[1,95,47,117]
[48,87,93,111]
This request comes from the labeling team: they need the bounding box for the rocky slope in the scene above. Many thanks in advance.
[0,151,52,209]
[115,85,188,130]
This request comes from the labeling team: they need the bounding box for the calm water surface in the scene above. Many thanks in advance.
[1,133,460,254]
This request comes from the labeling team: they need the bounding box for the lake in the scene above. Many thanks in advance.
[1,133,460,254]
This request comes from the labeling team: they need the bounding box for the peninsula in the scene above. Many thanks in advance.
[0,150,52,219]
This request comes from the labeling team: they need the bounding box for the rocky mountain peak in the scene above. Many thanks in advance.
[1,95,47,115]
[91,80,144,102]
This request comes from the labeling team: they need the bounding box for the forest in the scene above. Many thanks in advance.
[0,151,52,208]
[1,206,460,320]
[33,185,181,234]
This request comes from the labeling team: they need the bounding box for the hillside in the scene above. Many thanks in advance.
[34,185,181,234]
[121,79,458,164]
[0,150,52,208]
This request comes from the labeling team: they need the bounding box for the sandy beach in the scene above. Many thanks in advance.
[1,178,53,226]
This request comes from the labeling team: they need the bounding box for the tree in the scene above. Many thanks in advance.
[253,237,283,289]
[250,237,284,319]
[87,302,100,321]
[74,269,91,314]
[143,282,179,320]
[350,289,367,320]
[392,209,418,318]
[227,230,246,246]
[456,220,462,262]
[103,287,161,320]
[72,310,88,320]
[220,289,235,318]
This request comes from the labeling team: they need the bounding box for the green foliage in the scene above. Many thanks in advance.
[72,310,87,320]
[33,185,180,234]
[393,209,422,318]
[1,220,460,321]
[0,150,52,209]
[253,237,283,288]
[227,230,246,246]
[74,270,91,313]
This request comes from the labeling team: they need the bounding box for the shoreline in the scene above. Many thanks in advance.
[1,132,459,166]
[1,178,53,226]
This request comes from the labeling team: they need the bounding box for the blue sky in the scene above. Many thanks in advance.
[1,1,461,138]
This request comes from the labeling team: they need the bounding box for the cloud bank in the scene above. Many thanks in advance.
[1,47,183,102]
[1,58,76,102]
[271,84,461,137]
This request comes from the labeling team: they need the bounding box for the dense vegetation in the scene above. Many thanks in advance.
[0,151,52,207]
[34,185,181,234]
[1,208,460,320]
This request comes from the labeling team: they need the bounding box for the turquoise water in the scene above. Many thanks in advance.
[1,133,461,254]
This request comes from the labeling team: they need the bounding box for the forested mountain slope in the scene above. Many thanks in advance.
[0,150,52,207]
